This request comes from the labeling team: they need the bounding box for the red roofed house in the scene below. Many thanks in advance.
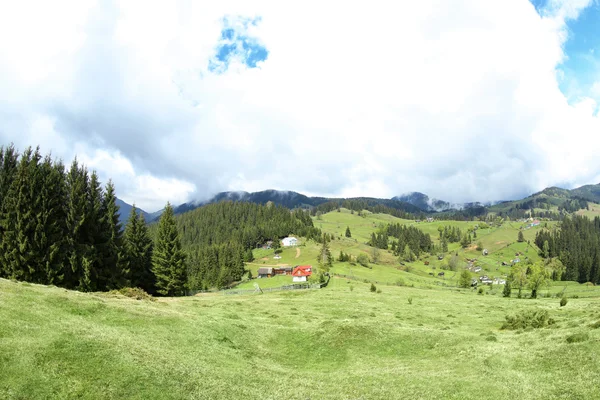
[292,265,312,282]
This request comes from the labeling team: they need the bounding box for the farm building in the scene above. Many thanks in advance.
[257,267,273,278]
[292,265,312,282]
[282,237,298,247]
[273,267,293,276]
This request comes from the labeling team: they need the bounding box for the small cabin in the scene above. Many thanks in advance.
[257,267,273,278]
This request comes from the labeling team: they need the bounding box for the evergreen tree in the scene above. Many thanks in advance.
[64,160,90,290]
[345,226,351,238]
[502,279,512,298]
[99,180,125,289]
[2,147,42,282]
[0,144,19,278]
[152,203,187,296]
[244,248,254,262]
[37,156,68,285]
[317,233,333,270]
[123,205,155,293]
[517,230,524,243]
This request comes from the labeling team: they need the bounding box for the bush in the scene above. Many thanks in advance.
[376,289,382,294]
[478,287,484,295]
[395,279,406,287]
[501,309,554,330]
[407,296,413,305]
[357,254,370,268]
[370,283,377,292]
[349,285,354,292]
[274,249,283,254]
[566,332,589,343]
[114,287,154,301]
[560,295,568,307]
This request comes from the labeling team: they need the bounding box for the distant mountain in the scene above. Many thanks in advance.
[128,183,600,223]
[173,190,331,215]
[115,198,149,224]
[393,192,455,212]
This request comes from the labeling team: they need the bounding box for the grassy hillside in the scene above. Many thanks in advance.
[2,278,600,399]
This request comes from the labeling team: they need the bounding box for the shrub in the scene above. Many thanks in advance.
[459,269,471,288]
[478,287,484,295]
[274,249,283,254]
[376,289,382,294]
[395,279,406,287]
[407,296,413,305]
[566,332,589,343]
[370,283,377,292]
[357,254,370,268]
[501,309,554,330]
[560,295,568,307]
[349,285,354,292]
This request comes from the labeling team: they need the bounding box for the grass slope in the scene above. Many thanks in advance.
[2,278,600,399]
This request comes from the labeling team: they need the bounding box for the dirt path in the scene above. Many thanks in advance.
[295,247,301,258]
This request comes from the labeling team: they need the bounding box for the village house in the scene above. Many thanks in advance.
[292,265,312,282]
[273,267,293,276]
[257,267,273,278]
[282,237,298,247]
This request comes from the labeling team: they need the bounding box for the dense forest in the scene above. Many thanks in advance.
[534,216,600,284]
[0,144,189,295]
[160,201,321,289]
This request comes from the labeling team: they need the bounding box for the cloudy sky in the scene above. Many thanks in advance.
[1,0,600,212]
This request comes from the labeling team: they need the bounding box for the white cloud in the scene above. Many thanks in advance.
[1,0,600,210]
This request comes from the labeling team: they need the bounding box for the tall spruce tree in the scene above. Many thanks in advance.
[152,203,187,296]
[64,160,89,289]
[37,156,68,284]
[2,147,41,281]
[99,180,125,289]
[123,205,155,293]
[0,144,19,277]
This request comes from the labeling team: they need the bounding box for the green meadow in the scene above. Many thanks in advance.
[2,277,600,399]
[2,208,600,399]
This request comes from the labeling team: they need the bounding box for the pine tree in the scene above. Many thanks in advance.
[345,226,351,238]
[37,156,67,285]
[99,180,125,289]
[64,160,89,289]
[152,203,187,296]
[3,148,42,281]
[0,144,19,278]
[502,279,512,297]
[517,230,524,243]
[317,233,333,270]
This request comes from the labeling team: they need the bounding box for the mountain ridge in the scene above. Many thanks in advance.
[116,183,600,222]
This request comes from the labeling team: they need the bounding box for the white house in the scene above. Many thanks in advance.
[282,237,298,247]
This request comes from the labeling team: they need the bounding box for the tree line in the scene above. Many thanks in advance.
[159,201,321,289]
[534,216,600,284]
[0,144,187,296]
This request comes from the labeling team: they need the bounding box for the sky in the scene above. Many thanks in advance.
[1,0,600,212]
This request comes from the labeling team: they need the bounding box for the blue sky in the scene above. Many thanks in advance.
[532,0,600,101]
[209,16,268,73]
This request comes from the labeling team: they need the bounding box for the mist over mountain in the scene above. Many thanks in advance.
[117,182,600,223]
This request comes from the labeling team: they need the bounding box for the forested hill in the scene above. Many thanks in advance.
[151,201,321,289]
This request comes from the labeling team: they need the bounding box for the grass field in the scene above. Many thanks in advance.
[576,202,600,219]
[2,278,600,399]
[3,208,600,399]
